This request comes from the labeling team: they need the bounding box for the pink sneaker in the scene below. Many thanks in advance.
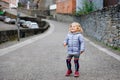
[74,71,79,77]
[65,70,72,76]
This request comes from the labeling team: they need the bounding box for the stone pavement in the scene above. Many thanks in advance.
[0,20,120,80]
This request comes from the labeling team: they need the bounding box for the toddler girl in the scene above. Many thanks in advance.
[63,22,85,77]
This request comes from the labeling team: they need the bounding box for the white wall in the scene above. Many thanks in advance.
[76,0,83,11]
[9,0,19,8]
[76,0,103,12]
[49,4,56,10]
[93,0,103,9]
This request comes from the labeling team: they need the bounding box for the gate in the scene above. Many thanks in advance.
[103,0,119,7]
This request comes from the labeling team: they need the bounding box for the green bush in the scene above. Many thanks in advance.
[18,2,25,8]
[0,11,5,15]
[75,0,96,16]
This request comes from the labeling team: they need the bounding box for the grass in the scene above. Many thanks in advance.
[107,45,120,52]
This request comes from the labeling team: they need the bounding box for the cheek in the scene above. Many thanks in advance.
[75,28,78,31]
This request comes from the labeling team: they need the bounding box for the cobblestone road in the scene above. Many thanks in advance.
[0,20,120,80]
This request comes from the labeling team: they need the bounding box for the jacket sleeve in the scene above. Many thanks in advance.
[64,34,69,45]
[79,34,85,52]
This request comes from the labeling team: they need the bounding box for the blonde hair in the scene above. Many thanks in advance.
[69,22,83,33]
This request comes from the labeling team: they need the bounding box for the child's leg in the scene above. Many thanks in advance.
[66,58,72,70]
[66,55,72,70]
[74,58,79,71]
[65,55,73,76]
[74,54,80,71]
[74,54,80,77]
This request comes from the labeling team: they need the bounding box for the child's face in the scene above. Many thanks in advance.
[70,24,78,33]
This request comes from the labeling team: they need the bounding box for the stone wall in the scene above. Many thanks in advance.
[0,29,42,43]
[0,22,49,44]
[55,4,120,48]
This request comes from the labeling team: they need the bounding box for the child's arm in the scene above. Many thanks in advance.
[79,34,85,54]
[63,43,67,47]
[63,35,69,47]
[80,51,84,54]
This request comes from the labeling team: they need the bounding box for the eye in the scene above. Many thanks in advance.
[72,26,75,27]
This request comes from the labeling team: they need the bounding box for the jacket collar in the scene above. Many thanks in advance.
[69,32,80,35]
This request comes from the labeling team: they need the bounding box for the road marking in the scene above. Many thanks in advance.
[85,38,120,61]
[0,22,55,56]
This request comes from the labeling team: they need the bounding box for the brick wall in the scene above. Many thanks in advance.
[56,0,76,14]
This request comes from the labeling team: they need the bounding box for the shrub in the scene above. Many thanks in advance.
[75,0,96,16]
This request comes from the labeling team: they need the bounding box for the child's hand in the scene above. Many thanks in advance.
[63,43,67,47]
[80,51,84,54]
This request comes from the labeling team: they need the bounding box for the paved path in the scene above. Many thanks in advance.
[0,20,120,80]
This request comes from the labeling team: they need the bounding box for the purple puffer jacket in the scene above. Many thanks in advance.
[64,32,85,54]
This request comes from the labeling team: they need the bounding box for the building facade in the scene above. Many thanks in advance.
[56,0,76,14]
[0,0,19,8]
[76,0,103,12]
[57,0,104,14]
[56,0,120,14]
[104,0,120,7]
[33,0,56,10]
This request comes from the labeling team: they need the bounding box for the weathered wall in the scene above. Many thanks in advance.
[0,29,39,43]
[56,0,76,14]
[18,8,50,17]
[0,21,49,44]
[104,0,119,7]
[55,4,120,48]
[33,0,56,10]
